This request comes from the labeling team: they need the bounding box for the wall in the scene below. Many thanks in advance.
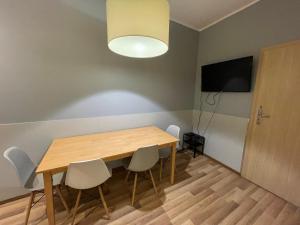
[0,0,198,123]
[194,0,300,171]
[0,0,199,201]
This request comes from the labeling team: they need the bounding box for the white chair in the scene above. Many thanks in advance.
[123,145,159,206]
[3,146,69,225]
[65,158,112,225]
[159,125,180,181]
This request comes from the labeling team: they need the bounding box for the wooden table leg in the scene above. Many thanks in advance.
[170,142,176,184]
[43,172,55,225]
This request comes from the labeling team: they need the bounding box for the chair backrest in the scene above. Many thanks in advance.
[65,158,111,190]
[166,125,180,148]
[128,145,159,172]
[3,147,36,188]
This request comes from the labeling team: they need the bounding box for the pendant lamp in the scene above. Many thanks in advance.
[106,0,170,58]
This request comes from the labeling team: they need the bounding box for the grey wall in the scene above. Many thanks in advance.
[0,0,199,124]
[0,0,199,201]
[194,0,300,118]
[193,0,300,172]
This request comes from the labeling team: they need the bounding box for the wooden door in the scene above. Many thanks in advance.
[242,40,300,207]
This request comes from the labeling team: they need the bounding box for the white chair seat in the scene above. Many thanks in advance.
[105,160,119,173]
[3,146,69,225]
[65,158,112,190]
[123,145,159,206]
[26,171,64,191]
[65,158,112,224]
[159,148,171,159]
[121,157,131,170]
[158,125,180,181]
[107,167,113,176]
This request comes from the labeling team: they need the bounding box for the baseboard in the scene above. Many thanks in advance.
[203,153,241,175]
[0,193,31,205]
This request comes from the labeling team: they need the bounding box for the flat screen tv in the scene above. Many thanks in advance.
[201,56,253,92]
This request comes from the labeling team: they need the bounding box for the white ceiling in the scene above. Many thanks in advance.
[62,0,260,32]
[169,0,260,31]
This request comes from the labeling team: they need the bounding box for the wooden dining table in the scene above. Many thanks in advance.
[36,126,178,225]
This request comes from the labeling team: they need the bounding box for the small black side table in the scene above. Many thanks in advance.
[182,132,205,158]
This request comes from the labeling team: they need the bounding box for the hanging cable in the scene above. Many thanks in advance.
[202,91,222,136]
[196,90,204,135]
[205,92,220,105]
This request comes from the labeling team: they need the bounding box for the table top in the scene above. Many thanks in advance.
[36,126,178,174]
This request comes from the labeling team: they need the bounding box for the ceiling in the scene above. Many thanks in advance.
[62,0,260,32]
[169,0,260,31]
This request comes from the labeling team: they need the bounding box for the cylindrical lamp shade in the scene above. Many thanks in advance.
[106,0,170,58]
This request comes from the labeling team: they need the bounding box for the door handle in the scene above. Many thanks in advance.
[256,105,271,125]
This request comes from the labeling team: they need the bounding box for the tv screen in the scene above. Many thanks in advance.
[201,56,253,92]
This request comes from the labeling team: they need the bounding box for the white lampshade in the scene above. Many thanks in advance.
[106,0,170,58]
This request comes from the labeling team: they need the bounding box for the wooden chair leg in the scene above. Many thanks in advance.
[159,158,163,181]
[98,185,110,219]
[125,171,131,182]
[131,172,138,206]
[24,191,35,225]
[71,190,81,225]
[149,169,158,195]
[55,185,70,214]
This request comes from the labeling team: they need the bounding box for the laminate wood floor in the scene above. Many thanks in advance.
[0,151,299,225]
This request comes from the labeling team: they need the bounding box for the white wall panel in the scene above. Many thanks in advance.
[193,110,249,172]
[0,110,192,201]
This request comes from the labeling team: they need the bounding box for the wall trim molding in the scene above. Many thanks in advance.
[198,0,261,31]
[0,109,194,126]
[170,1,261,32]
[0,193,31,206]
